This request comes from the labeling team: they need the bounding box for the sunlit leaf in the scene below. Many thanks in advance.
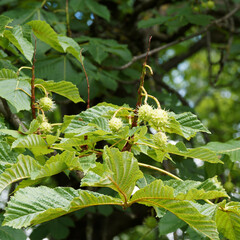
[3,186,122,228]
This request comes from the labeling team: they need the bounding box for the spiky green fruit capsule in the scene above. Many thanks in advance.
[150,108,168,128]
[144,216,158,229]
[153,131,168,147]
[39,122,52,133]
[109,117,123,132]
[36,114,47,123]
[138,104,153,122]
[39,97,55,111]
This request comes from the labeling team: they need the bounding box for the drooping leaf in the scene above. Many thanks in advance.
[165,112,210,140]
[81,146,143,201]
[216,201,240,240]
[0,155,41,194]
[12,134,54,156]
[4,25,34,63]
[130,180,220,240]
[27,20,63,52]
[166,143,223,164]
[204,140,240,162]
[3,186,122,228]
[0,69,31,112]
[58,35,81,62]
[28,20,81,62]
[35,79,84,103]
[164,177,228,200]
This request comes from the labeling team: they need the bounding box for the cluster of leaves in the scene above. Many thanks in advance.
[0,1,240,240]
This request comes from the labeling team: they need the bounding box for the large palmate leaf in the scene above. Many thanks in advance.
[0,69,31,112]
[3,186,122,228]
[35,79,84,103]
[130,180,220,240]
[216,201,240,240]
[204,140,240,162]
[81,147,143,201]
[4,25,34,63]
[165,112,210,140]
[12,134,53,156]
[0,155,41,193]
[166,143,223,164]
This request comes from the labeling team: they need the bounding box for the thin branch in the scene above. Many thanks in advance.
[80,51,90,109]
[138,162,182,181]
[31,35,37,119]
[0,98,27,131]
[115,4,240,70]
[122,36,152,152]
[66,0,72,37]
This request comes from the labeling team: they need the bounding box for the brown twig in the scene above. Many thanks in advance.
[0,98,27,131]
[31,35,37,119]
[114,4,240,70]
[122,36,152,152]
[80,51,90,109]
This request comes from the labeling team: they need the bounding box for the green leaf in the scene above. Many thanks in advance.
[0,140,18,174]
[82,146,143,201]
[166,112,210,140]
[84,0,110,21]
[130,180,220,240]
[4,25,34,63]
[58,35,81,62]
[30,151,81,180]
[137,16,169,29]
[35,79,84,103]
[3,186,122,228]
[164,178,228,200]
[28,21,81,61]
[0,69,31,112]
[216,201,240,240]
[20,119,40,134]
[0,15,12,36]
[12,134,54,156]
[159,211,186,236]
[63,103,119,136]
[27,20,63,52]
[185,14,213,26]
[78,154,97,173]
[0,155,41,194]
[204,140,240,162]
[0,214,26,240]
[166,143,223,164]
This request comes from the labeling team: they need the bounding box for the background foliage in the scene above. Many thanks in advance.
[0,0,240,239]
